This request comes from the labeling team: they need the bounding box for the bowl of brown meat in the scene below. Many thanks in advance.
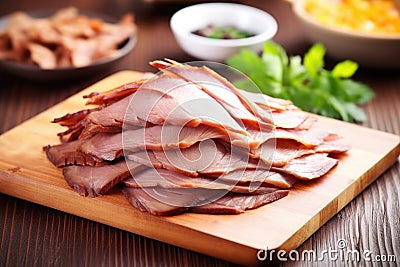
[0,7,137,80]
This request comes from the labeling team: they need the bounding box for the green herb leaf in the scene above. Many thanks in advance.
[226,49,266,79]
[343,102,368,122]
[263,41,288,67]
[226,41,375,122]
[328,96,350,122]
[261,53,283,83]
[332,60,358,78]
[303,43,325,76]
[342,79,375,104]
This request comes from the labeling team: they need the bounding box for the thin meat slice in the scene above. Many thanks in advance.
[63,160,145,197]
[127,151,298,188]
[271,153,338,180]
[243,116,320,148]
[53,79,150,139]
[250,139,316,166]
[124,124,226,150]
[214,169,298,189]
[83,77,152,106]
[248,134,349,166]
[78,123,123,141]
[135,75,249,136]
[123,168,281,194]
[150,60,275,129]
[238,89,309,129]
[57,121,86,142]
[178,76,274,132]
[218,102,274,132]
[271,109,309,129]
[55,96,132,142]
[43,140,105,167]
[126,150,163,169]
[52,107,101,127]
[315,139,351,154]
[262,172,298,189]
[77,94,145,140]
[79,95,130,137]
[151,140,261,177]
[122,187,225,215]
[79,132,123,161]
[274,127,333,147]
[192,190,289,214]
[122,187,288,215]
[122,187,189,216]
[80,125,226,161]
[238,89,294,112]
[293,117,318,130]
[140,124,224,149]
[243,117,321,150]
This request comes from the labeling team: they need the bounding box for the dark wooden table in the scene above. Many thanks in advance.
[1,0,399,266]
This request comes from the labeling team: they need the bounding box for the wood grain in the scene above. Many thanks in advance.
[0,71,399,266]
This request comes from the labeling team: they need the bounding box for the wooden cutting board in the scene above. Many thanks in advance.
[1,71,399,266]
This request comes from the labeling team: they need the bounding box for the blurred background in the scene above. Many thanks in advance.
[0,0,311,74]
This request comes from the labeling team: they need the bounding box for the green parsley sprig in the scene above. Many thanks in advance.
[226,41,375,122]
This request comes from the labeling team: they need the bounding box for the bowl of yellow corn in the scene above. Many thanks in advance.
[292,0,400,68]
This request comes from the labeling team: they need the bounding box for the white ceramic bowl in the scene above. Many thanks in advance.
[292,0,400,69]
[170,3,278,62]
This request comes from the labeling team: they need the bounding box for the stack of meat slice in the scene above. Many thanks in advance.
[44,59,350,216]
